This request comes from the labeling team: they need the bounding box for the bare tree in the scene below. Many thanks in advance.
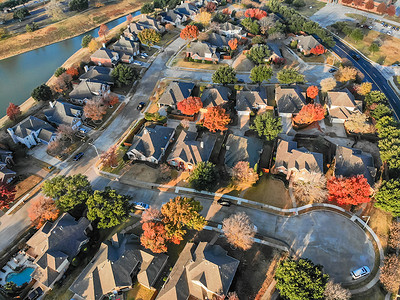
[324,281,351,300]
[222,212,256,250]
[100,145,118,168]
[380,254,400,293]
[141,206,162,223]
[345,113,375,134]
[388,221,400,250]
[46,0,65,21]
[232,161,259,187]
[83,98,107,121]
[57,124,75,142]
[320,77,337,93]
[267,32,285,41]
[292,172,328,205]
[259,16,275,34]
[47,139,66,157]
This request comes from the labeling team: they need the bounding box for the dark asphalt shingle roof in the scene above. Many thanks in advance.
[225,134,263,168]
[158,81,194,107]
[275,85,305,114]
[201,86,231,108]
[79,66,114,85]
[11,116,56,142]
[44,101,82,127]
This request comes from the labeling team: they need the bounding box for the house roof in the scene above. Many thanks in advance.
[160,9,183,23]
[296,35,321,52]
[219,22,242,32]
[138,15,164,32]
[207,33,229,48]
[0,149,13,165]
[112,36,140,53]
[200,86,231,108]
[44,101,82,127]
[0,168,16,182]
[225,134,263,168]
[167,131,217,166]
[79,66,114,85]
[275,140,324,174]
[329,107,355,121]
[158,81,195,107]
[90,48,118,60]
[267,42,282,58]
[275,85,305,114]
[128,125,175,160]
[327,89,356,108]
[335,145,376,186]
[175,2,198,16]
[69,81,104,100]
[236,91,267,112]
[70,234,168,300]
[10,116,56,142]
[186,41,220,60]
[157,242,239,300]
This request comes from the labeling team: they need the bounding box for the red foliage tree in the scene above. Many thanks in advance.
[387,5,396,16]
[66,67,79,79]
[105,93,119,106]
[177,96,203,115]
[52,73,72,94]
[310,44,325,55]
[306,85,319,99]
[180,25,199,41]
[202,106,231,132]
[377,2,387,14]
[228,38,238,51]
[327,175,372,205]
[0,183,16,210]
[222,8,231,15]
[140,221,168,253]
[293,104,325,125]
[365,0,374,9]
[6,103,21,121]
[28,196,59,229]
[98,24,109,41]
[353,0,363,7]
[206,1,216,12]
[126,14,133,23]
[245,8,267,20]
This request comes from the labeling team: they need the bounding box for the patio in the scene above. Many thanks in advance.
[0,250,36,286]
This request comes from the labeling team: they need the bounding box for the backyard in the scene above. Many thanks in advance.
[126,283,156,300]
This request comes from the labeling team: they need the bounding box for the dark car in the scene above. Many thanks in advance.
[27,287,43,300]
[137,102,145,110]
[351,53,361,60]
[237,79,245,83]
[329,68,337,73]
[217,199,231,207]
[73,152,84,161]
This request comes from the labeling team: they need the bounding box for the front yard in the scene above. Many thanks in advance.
[172,58,228,70]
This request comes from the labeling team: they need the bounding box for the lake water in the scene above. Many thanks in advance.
[6,267,35,286]
[0,10,140,117]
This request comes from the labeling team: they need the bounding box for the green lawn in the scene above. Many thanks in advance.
[295,0,327,17]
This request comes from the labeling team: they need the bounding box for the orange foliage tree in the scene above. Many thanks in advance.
[66,67,79,79]
[105,93,119,106]
[365,0,374,9]
[98,24,109,41]
[228,38,238,51]
[52,73,72,94]
[180,25,199,41]
[83,99,107,121]
[0,183,16,210]
[28,196,59,229]
[206,1,216,12]
[126,14,133,23]
[6,103,21,121]
[177,96,203,115]
[245,8,267,20]
[140,221,168,253]
[293,104,325,125]
[306,85,319,99]
[387,5,396,16]
[100,145,118,168]
[310,44,325,55]
[327,175,372,205]
[377,2,387,13]
[202,106,230,132]
[222,8,231,15]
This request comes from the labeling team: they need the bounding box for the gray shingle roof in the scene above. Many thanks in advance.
[219,22,242,32]
[79,66,114,85]
[207,33,229,48]
[225,134,263,168]
[11,116,56,142]
[90,48,119,60]
[185,42,220,61]
[327,89,356,108]
[160,9,183,23]
[44,101,82,127]
[112,36,140,55]
[296,35,321,52]
[69,81,104,100]
[174,2,198,16]
[236,91,268,112]
[158,81,194,107]
[275,85,305,114]
[201,86,231,108]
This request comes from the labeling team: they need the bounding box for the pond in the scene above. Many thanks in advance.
[6,267,35,286]
[0,10,140,117]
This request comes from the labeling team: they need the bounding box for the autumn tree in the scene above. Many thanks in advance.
[194,10,211,26]
[46,0,65,21]
[138,28,161,47]
[104,93,119,106]
[375,179,400,216]
[246,44,271,64]
[306,85,319,99]
[177,96,203,115]
[222,8,231,15]
[387,5,396,16]
[141,206,162,223]
[31,84,52,102]
[0,183,16,210]
[353,0,363,7]
[357,82,372,96]
[212,66,237,85]
[126,14,133,23]
[57,124,75,142]
[345,113,375,134]
[293,172,328,205]
[327,175,371,205]
[52,72,72,94]
[277,68,305,84]
[364,0,374,9]
[293,104,325,125]
[251,111,282,141]
[335,66,358,82]
[222,212,256,250]
[380,254,400,293]
[141,221,168,253]
[324,281,351,300]
[388,221,400,250]
[98,24,109,42]
[66,67,79,79]
[84,99,107,121]
[310,44,325,55]
[202,106,230,132]
[250,65,273,84]
[180,25,199,41]
[100,145,118,168]
[6,103,21,121]
[228,38,238,51]
[320,77,337,92]
[377,2,387,14]
[232,161,259,186]
[28,196,59,229]
[189,162,218,191]
[205,1,216,12]
[88,39,100,53]
[47,139,65,157]
[245,8,267,20]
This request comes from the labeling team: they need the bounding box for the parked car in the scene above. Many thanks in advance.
[79,127,88,134]
[368,26,372,29]
[133,202,150,210]
[133,61,142,66]
[387,31,392,36]
[73,152,84,161]
[217,199,231,207]
[329,68,337,73]
[351,266,370,279]
[351,53,361,60]
[237,78,245,83]
[27,287,43,300]
[141,52,148,57]
[137,102,145,110]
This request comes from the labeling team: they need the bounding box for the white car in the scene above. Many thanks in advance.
[351,266,370,280]
[387,31,392,36]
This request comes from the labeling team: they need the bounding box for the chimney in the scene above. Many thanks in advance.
[84,65,89,72]
[200,141,204,148]
[226,145,230,151]
[102,43,106,48]
[49,100,57,108]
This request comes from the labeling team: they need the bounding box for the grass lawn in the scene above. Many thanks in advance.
[158,30,179,47]
[242,175,292,209]
[290,0,326,17]
[100,147,128,175]
[301,53,326,63]
[126,283,156,300]
[120,163,161,183]
[367,207,392,250]
[351,282,387,300]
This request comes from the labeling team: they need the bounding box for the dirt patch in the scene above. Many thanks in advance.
[13,174,43,201]
[367,206,392,250]
[121,163,160,183]
[232,53,255,72]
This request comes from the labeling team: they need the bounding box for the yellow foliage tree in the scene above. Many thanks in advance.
[335,66,358,82]
[194,10,211,26]
[357,82,372,96]
[88,39,100,53]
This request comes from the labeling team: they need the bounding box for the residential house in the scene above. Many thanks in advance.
[0,149,15,184]
[158,81,195,108]
[26,213,91,292]
[70,234,168,300]
[218,22,244,38]
[112,36,140,57]
[79,66,114,85]
[275,85,306,118]
[126,125,175,163]
[125,15,165,36]
[334,145,376,186]
[7,116,56,148]
[186,41,220,63]
[123,25,139,41]
[90,48,120,67]
[236,90,269,116]
[167,131,217,171]
[157,242,239,300]
[326,89,360,123]
[200,86,231,112]
[207,33,230,50]
[274,139,324,179]
[267,43,283,62]
[44,101,83,130]
[69,81,110,105]
[294,35,322,56]
[160,9,187,26]
[225,134,264,169]
[174,2,198,20]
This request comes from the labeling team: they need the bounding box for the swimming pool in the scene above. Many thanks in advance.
[6,267,35,286]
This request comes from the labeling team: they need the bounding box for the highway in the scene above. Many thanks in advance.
[332,36,400,120]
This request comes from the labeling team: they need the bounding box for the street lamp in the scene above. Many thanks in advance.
[88,142,100,158]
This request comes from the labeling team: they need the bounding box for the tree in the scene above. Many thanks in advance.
[141,206,162,223]
[369,42,380,53]
[28,196,59,229]
[194,10,211,26]
[31,84,52,102]
[293,104,325,125]
[206,1,216,12]
[213,12,230,23]
[57,124,75,142]
[105,93,119,106]
[13,8,29,21]
[0,183,16,210]
[357,82,372,96]
[388,221,400,250]
[252,35,265,44]
[350,28,364,41]
[376,2,387,14]
[310,44,325,55]
[275,258,329,300]
[98,24,109,42]
[66,67,79,79]
[26,22,39,32]
[306,85,319,99]
[69,0,88,11]
[250,65,273,84]
[228,38,238,51]
[353,0,363,7]
[180,25,199,41]
[126,14,133,23]
[251,111,282,141]
[327,175,371,205]
[54,66,67,77]
[365,0,374,9]
[141,221,168,253]
[241,18,260,35]
[111,64,137,87]
[100,145,118,168]
[365,90,388,106]
[232,161,259,186]
[335,66,357,82]
[387,5,396,16]
[245,8,267,20]
[87,187,131,229]
[84,99,107,121]
[370,104,392,120]
[222,212,256,250]
[88,39,100,53]
[380,254,400,293]
[6,103,21,121]
[46,0,65,21]
[345,113,375,134]
[177,96,203,115]
[375,179,400,216]
[293,172,328,205]
[141,2,154,14]
[324,281,351,300]
[212,65,237,84]
[138,28,161,47]
[47,139,65,157]
[246,44,271,64]
[52,72,72,94]
[259,16,275,34]
[277,68,305,84]
[320,77,336,92]
[202,106,230,132]
[189,162,218,191]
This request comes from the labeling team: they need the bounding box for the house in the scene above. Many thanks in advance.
[70,234,168,300]
[326,89,361,123]
[90,48,120,67]
[0,149,15,184]
[112,36,140,56]
[138,15,165,33]
[79,66,114,85]
[174,2,198,19]
[200,86,231,112]
[167,131,217,171]
[160,9,187,26]
[44,101,83,130]
[7,116,56,149]
[26,213,91,292]
[126,125,175,163]
[123,25,139,41]
[275,85,306,118]
[334,145,376,186]
[186,41,220,63]
[206,33,230,50]
[218,22,243,38]
[294,35,322,56]
[267,43,283,62]
[274,139,324,179]
[236,90,269,116]
[69,81,110,104]
[157,242,239,300]
[225,134,264,169]
[158,81,195,108]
